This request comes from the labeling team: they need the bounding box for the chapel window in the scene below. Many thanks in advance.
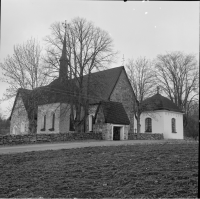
[172,118,176,133]
[145,118,152,132]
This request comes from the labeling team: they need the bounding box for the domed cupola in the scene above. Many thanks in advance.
[142,86,183,113]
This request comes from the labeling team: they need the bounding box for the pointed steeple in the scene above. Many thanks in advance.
[157,86,160,94]
[59,21,68,79]
[60,33,67,61]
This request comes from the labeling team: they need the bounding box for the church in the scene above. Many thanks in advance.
[9,34,184,140]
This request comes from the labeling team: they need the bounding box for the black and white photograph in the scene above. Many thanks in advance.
[0,0,199,198]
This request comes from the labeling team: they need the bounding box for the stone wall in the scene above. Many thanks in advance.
[93,105,107,137]
[129,133,164,140]
[110,69,135,133]
[0,132,102,146]
[124,125,129,140]
[94,124,108,140]
[85,105,98,133]
[10,94,29,135]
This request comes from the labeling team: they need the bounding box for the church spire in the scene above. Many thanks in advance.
[59,20,68,79]
[157,86,160,94]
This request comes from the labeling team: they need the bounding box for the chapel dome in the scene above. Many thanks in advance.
[142,93,183,113]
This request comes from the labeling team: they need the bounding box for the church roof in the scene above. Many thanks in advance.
[142,93,183,113]
[49,66,124,104]
[10,66,125,119]
[97,101,130,125]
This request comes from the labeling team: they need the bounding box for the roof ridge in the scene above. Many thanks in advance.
[80,66,124,79]
[50,66,124,84]
[90,66,124,74]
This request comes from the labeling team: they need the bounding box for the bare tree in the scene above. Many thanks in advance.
[184,101,199,139]
[0,108,10,135]
[154,51,199,127]
[44,17,118,132]
[0,38,51,101]
[126,57,156,134]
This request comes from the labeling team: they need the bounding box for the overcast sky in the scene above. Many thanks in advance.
[0,0,199,117]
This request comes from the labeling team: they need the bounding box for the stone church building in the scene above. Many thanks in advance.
[9,34,135,140]
[9,34,184,140]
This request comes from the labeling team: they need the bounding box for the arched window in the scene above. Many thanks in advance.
[172,118,176,133]
[41,115,46,131]
[145,118,152,132]
[52,113,55,129]
[49,112,55,131]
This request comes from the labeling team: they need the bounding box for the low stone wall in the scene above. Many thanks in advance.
[129,133,164,140]
[0,132,102,146]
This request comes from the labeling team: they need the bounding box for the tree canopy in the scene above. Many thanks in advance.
[0,38,51,100]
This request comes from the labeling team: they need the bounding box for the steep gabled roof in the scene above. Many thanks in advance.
[142,93,183,113]
[96,101,130,125]
[9,85,76,120]
[49,66,124,104]
[83,66,124,103]
[10,66,125,119]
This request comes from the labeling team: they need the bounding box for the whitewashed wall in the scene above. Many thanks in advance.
[59,103,71,133]
[163,111,184,139]
[134,110,183,139]
[140,111,165,134]
[37,103,61,134]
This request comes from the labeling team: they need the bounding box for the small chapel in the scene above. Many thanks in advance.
[134,87,184,139]
[9,31,184,140]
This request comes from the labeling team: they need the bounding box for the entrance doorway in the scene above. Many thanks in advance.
[113,126,121,140]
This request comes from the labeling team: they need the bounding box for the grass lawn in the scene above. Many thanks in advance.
[0,142,198,198]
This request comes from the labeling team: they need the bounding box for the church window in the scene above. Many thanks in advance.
[69,114,75,131]
[49,113,55,131]
[145,118,152,132]
[52,113,55,129]
[41,115,46,131]
[89,115,93,132]
[172,118,176,133]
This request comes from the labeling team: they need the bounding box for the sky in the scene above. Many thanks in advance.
[0,0,199,118]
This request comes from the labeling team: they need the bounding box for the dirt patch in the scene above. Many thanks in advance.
[0,142,198,198]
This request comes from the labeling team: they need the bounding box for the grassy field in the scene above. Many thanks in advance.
[0,142,198,198]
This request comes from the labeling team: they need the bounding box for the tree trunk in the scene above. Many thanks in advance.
[137,113,141,135]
